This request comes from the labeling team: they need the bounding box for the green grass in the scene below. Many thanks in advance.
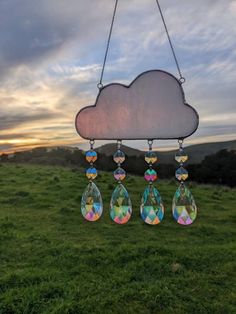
[0,163,235,314]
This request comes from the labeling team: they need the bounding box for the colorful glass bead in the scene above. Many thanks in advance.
[86,167,97,180]
[114,168,126,181]
[140,185,164,225]
[175,149,188,163]
[144,169,157,182]
[145,151,157,164]
[172,184,197,225]
[86,150,97,163]
[175,167,188,181]
[110,184,132,224]
[113,150,125,164]
[81,182,103,222]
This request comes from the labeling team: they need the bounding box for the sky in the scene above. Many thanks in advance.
[0,0,236,153]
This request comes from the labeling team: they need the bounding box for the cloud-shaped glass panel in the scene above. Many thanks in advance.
[75,70,199,140]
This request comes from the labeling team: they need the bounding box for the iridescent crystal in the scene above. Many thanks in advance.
[175,149,188,163]
[140,185,164,225]
[145,151,157,164]
[175,167,188,181]
[81,182,103,221]
[113,150,125,164]
[144,169,157,182]
[114,168,126,181]
[172,184,197,225]
[86,150,97,163]
[110,184,132,224]
[86,167,97,180]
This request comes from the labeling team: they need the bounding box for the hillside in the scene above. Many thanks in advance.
[159,139,236,164]
[97,140,236,164]
[3,140,236,166]
[0,164,235,313]
[96,143,143,157]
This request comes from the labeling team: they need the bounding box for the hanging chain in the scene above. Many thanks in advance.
[155,0,185,84]
[97,0,185,88]
[97,0,119,89]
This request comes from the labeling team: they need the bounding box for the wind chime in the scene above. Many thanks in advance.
[76,0,199,226]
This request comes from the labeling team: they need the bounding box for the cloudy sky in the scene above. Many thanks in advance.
[0,0,236,153]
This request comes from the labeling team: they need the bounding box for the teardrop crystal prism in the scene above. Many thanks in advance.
[110,184,132,224]
[140,185,164,225]
[81,182,103,222]
[172,184,197,225]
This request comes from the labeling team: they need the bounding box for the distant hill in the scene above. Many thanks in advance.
[2,139,236,186]
[2,139,236,166]
[97,140,236,164]
[96,143,143,157]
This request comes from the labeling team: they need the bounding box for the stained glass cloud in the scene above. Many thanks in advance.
[75,70,199,140]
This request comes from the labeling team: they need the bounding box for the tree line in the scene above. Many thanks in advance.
[1,148,235,187]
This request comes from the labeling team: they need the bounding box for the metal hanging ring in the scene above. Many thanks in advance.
[97,83,103,90]
[148,139,153,150]
[179,77,186,84]
[117,139,122,149]
[89,139,95,149]
[178,139,184,149]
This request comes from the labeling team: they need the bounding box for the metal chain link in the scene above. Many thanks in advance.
[155,0,185,84]
[97,0,119,89]
[97,0,185,88]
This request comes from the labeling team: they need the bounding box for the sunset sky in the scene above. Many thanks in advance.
[0,0,236,153]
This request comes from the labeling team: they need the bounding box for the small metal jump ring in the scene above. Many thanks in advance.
[97,83,103,90]
[148,139,153,150]
[178,139,184,149]
[89,139,95,149]
[179,77,186,84]
[117,139,122,149]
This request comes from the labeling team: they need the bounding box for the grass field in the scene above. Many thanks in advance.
[0,164,235,314]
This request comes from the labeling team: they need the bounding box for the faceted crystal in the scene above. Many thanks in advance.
[113,150,125,164]
[175,149,188,163]
[81,182,103,221]
[86,150,97,163]
[86,167,97,180]
[110,184,132,224]
[145,151,157,164]
[114,168,126,181]
[172,184,197,225]
[140,185,164,225]
[144,169,157,182]
[175,167,188,181]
